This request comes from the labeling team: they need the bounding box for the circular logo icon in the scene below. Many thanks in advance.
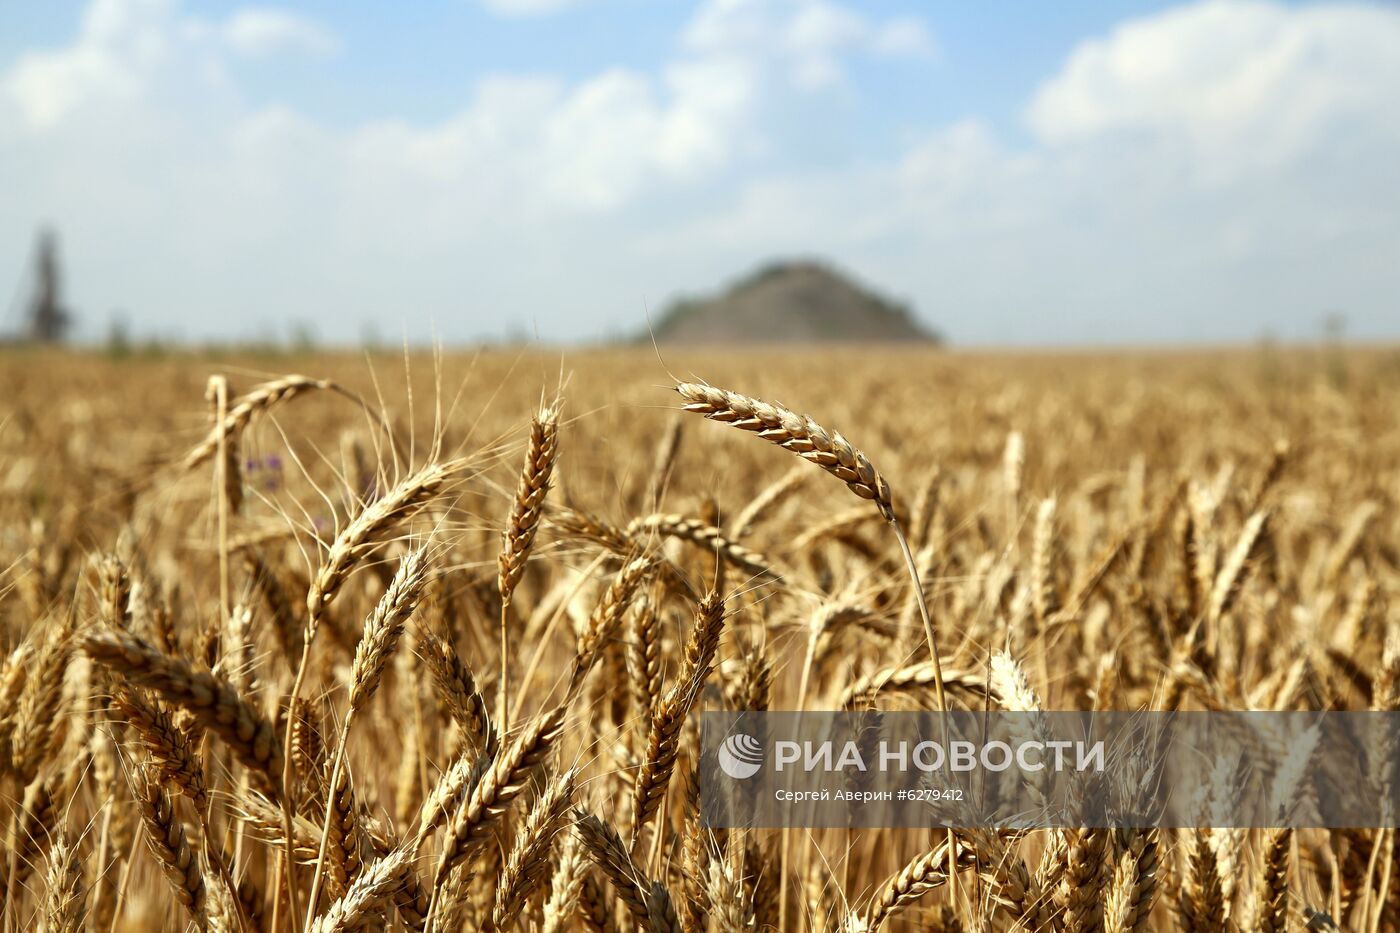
[718,732,764,779]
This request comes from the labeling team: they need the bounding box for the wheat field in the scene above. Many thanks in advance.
[1,345,1397,932]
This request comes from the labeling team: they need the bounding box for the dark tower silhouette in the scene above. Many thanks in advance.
[25,229,73,343]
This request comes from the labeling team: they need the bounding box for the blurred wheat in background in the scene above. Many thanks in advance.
[1,346,1397,931]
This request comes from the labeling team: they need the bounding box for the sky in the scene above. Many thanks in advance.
[1,0,1397,346]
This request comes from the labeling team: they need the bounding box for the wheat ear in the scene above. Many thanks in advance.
[1032,496,1060,625]
[1058,827,1108,933]
[9,627,72,786]
[499,402,562,607]
[111,686,209,812]
[730,464,808,538]
[865,840,977,931]
[575,809,673,932]
[569,557,655,695]
[428,702,568,907]
[132,759,210,930]
[631,593,725,848]
[307,847,410,933]
[626,513,778,581]
[493,768,577,929]
[674,381,950,730]
[244,550,304,666]
[673,382,948,711]
[676,383,893,516]
[627,591,664,728]
[417,625,498,757]
[839,662,985,710]
[413,752,488,852]
[1178,830,1226,932]
[1105,849,1138,933]
[542,834,588,933]
[180,374,345,472]
[305,460,462,632]
[0,642,35,768]
[1207,509,1269,624]
[306,546,429,926]
[642,416,684,511]
[1107,829,1160,932]
[40,830,85,933]
[499,402,561,730]
[288,458,462,928]
[85,630,284,795]
[1253,828,1291,932]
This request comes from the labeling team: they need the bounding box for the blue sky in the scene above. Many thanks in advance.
[2,0,1397,345]
[0,2,1182,136]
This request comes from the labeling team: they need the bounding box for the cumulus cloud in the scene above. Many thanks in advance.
[3,0,171,128]
[1,1,335,130]
[682,0,932,92]
[1027,1,1400,180]
[222,9,339,58]
[1,0,1396,345]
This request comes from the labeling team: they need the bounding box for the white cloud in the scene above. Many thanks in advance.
[326,0,926,212]
[479,0,586,16]
[3,0,169,128]
[870,18,935,59]
[223,9,339,58]
[1027,1,1400,179]
[1,2,335,130]
[685,0,931,90]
